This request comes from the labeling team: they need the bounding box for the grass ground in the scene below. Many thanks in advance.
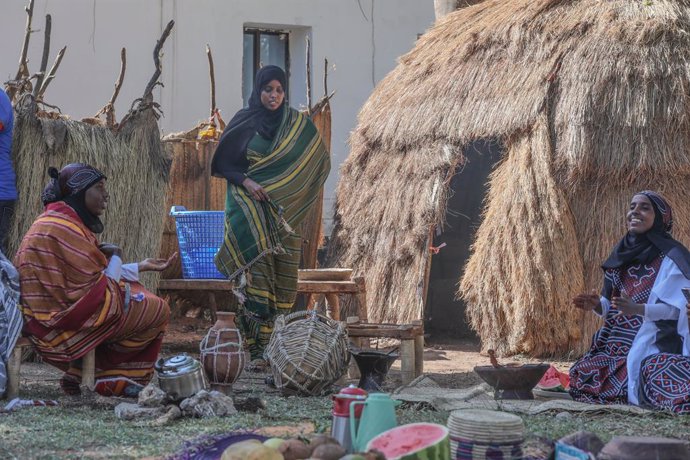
[3,389,690,459]
[2,320,690,459]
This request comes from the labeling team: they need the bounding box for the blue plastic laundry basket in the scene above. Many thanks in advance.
[169,206,226,279]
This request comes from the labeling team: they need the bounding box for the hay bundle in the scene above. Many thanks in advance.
[329,0,690,356]
[461,117,586,356]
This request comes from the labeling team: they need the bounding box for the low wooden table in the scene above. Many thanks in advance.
[158,270,367,323]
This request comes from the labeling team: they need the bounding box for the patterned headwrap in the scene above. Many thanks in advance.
[42,163,107,206]
[602,190,690,279]
[41,163,107,234]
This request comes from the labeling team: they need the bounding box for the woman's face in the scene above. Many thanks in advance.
[260,79,284,111]
[627,194,655,234]
[84,179,109,216]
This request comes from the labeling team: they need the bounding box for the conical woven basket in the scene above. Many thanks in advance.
[264,310,350,396]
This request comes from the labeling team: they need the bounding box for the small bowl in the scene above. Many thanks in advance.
[473,363,550,400]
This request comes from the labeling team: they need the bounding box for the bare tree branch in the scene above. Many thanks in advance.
[206,44,216,116]
[94,48,127,127]
[110,48,127,107]
[33,14,52,98]
[37,45,66,100]
[8,0,36,100]
[142,20,175,102]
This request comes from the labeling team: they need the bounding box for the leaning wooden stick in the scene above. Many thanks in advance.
[37,45,66,100]
[306,37,312,111]
[94,48,127,127]
[33,14,52,98]
[8,0,35,100]
[206,44,216,117]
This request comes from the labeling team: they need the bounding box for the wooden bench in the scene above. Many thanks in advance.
[346,317,424,385]
[6,337,96,400]
[157,268,368,323]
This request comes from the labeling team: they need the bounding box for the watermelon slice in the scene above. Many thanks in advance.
[366,423,450,460]
[537,365,570,392]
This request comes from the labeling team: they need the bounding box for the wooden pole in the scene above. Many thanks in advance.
[37,45,66,100]
[33,14,52,98]
[206,44,216,116]
[8,0,35,100]
[306,37,312,111]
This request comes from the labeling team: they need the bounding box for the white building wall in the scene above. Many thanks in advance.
[1,0,435,232]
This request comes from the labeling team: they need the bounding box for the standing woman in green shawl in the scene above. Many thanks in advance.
[211,66,330,369]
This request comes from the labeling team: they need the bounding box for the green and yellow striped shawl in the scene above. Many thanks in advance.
[214,107,330,280]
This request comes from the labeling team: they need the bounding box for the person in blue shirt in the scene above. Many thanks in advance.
[0,89,17,254]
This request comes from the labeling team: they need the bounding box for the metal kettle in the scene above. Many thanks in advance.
[155,354,207,400]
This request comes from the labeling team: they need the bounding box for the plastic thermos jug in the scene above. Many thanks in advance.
[349,393,401,452]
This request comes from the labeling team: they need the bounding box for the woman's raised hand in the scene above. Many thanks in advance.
[138,252,178,273]
[612,290,644,316]
[573,290,601,311]
[242,178,270,202]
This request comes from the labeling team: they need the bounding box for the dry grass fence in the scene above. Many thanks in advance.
[8,95,171,289]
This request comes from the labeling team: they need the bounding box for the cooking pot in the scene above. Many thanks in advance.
[155,354,207,400]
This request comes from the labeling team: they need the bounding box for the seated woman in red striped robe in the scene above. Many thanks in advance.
[14,163,175,397]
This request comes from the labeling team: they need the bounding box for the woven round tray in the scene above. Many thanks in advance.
[264,310,350,396]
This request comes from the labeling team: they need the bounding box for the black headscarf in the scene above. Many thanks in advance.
[602,191,690,278]
[211,65,287,184]
[41,163,107,234]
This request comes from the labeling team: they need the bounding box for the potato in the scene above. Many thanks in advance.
[311,443,347,460]
[278,438,312,460]
[309,434,340,452]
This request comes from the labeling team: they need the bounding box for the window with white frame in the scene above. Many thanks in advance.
[242,28,290,106]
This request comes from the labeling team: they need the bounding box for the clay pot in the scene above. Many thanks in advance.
[200,311,245,394]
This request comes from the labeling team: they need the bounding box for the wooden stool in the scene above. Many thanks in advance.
[6,337,96,400]
[346,317,424,385]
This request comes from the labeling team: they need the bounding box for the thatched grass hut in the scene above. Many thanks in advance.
[328,0,690,356]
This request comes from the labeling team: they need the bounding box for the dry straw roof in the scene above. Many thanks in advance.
[329,0,690,356]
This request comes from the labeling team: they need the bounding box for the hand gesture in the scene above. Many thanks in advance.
[573,290,600,311]
[138,252,177,273]
[242,178,270,202]
[98,243,122,259]
[612,290,644,316]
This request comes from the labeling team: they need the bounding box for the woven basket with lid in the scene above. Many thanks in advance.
[264,310,350,396]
